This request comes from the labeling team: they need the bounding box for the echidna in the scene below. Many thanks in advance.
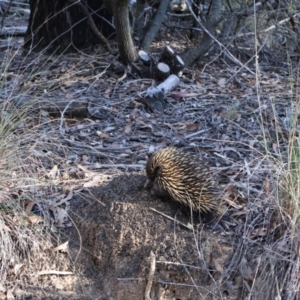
[145,147,220,223]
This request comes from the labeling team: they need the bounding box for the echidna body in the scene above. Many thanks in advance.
[145,147,220,216]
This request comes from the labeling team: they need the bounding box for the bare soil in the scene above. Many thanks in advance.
[62,174,233,300]
[18,174,234,300]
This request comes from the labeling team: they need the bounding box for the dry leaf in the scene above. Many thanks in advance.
[98,132,110,139]
[51,207,71,227]
[25,200,35,212]
[239,257,253,280]
[50,241,69,253]
[248,140,256,148]
[117,72,127,82]
[77,164,90,173]
[185,122,199,131]
[81,155,89,163]
[61,79,76,87]
[62,172,69,180]
[4,224,12,232]
[0,292,6,300]
[31,150,46,158]
[6,290,14,300]
[231,211,246,217]
[48,165,58,179]
[214,259,224,273]
[41,110,49,117]
[26,215,43,225]
[218,78,226,88]
[54,190,73,206]
[251,227,267,238]
[79,131,91,137]
[13,264,24,275]
[124,124,131,135]
[83,175,107,187]
[223,197,243,210]
[65,93,73,99]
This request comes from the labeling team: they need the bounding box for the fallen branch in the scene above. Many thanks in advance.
[33,270,74,276]
[145,251,156,300]
[142,74,180,112]
[0,26,27,37]
[145,74,180,98]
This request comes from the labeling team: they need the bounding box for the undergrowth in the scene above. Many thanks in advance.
[0,5,299,300]
[249,59,300,299]
[0,45,69,295]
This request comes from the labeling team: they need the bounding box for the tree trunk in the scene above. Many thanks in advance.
[140,0,170,51]
[24,0,114,53]
[181,0,222,66]
[133,0,146,41]
[105,0,138,62]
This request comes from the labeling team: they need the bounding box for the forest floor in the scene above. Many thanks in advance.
[1,7,300,300]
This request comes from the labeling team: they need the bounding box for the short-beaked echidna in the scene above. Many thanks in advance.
[145,147,220,222]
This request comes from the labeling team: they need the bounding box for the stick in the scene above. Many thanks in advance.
[145,251,156,300]
[149,208,193,230]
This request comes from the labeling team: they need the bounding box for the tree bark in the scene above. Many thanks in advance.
[24,0,114,53]
[110,0,138,62]
[181,0,222,66]
[140,0,170,51]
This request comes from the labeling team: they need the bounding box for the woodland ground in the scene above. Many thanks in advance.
[1,6,300,300]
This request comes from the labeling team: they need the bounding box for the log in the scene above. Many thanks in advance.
[142,74,179,112]
[160,46,185,75]
[138,50,151,65]
[155,62,170,81]
[148,74,179,96]
[13,96,90,118]
[0,26,27,37]
[139,61,170,81]
[161,45,175,63]
[172,55,185,74]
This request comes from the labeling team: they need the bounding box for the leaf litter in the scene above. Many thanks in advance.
[1,20,300,300]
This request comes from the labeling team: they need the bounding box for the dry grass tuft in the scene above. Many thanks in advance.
[0,46,73,295]
[239,64,300,299]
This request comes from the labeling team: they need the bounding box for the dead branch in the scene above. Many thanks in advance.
[145,251,156,300]
[185,0,255,75]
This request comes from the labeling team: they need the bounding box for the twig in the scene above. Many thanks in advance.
[149,208,193,230]
[145,251,156,300]
[185,129,210,139]
[156,260,202,270]
[59,100,75,138]
[33,270,74,276]
[117,277,212,289]
[231,11,300,39]
[0,0,12,29]
[88,164,144,170]
[167,12,191,18]
[185,0,255,75]
[68,144,142,158]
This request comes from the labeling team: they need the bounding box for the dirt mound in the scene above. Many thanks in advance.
[63,173,234,299]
